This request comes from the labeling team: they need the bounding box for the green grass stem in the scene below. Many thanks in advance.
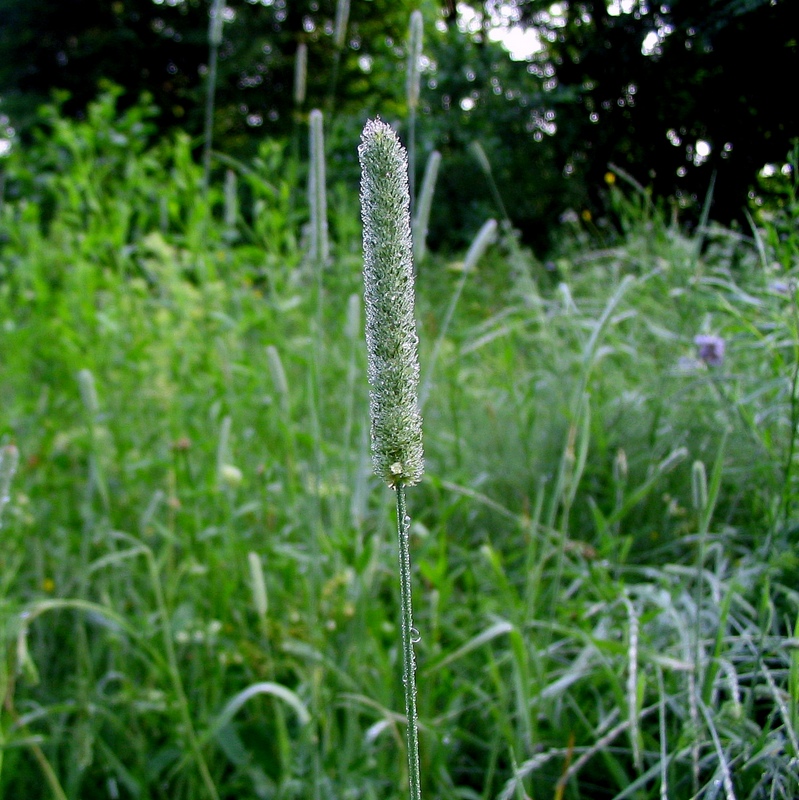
[419,218,497,410]
[412,150,441,265]
[396,486,422,800]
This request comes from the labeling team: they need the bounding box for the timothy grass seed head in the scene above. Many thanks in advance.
[358,119,424,487]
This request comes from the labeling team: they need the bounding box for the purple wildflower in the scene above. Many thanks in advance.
[694,334,725,367]
[769,279,792,296]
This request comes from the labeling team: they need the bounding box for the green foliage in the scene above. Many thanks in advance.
[413,19,587,250]
[0,0,426,146]
[2,0,795,252]
[476,0,798,228]
[1,92,799,800]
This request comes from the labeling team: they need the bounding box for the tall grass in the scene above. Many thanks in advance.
[0,93,798,799]
[406,11,424,216]
[359,119,426,800]
[202,0,226,194]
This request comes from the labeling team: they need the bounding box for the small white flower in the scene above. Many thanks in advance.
[219,463,243,486]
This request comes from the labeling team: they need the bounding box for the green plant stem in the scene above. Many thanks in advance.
[327,50,342,115]
[1,650,69,800]
[146,549,220,800]
[202,40,219,195]
[25,738,69,800]
[396,485,422,800]
[779,299,799,533]
[408,107,417,218]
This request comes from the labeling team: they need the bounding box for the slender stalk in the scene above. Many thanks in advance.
[690,459,708,795]
[291,43,307,170]
[406,11,423,216]
[407,113,417,219]
[419,218,496,410]
[202,41,219,195]
[24,739,68,800]
[470,141,510,227]
[146,549,220,800]
[779,296,799,534]
[412,150,441,265]
[308,108,328,621]
[202,0,225,195]
[396,485,422,800]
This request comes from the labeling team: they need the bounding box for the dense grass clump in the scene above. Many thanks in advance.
[1,94,799,799]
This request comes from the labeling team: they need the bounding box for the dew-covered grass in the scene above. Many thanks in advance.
[1,93,798,799]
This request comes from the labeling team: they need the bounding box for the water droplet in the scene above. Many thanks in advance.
[403,515,411,527]
[410,627,421,644]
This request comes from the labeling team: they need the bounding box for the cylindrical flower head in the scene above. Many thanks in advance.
[309,109,329,265]
[293,43,308,107]
[358,119,424,487]
[406,10,423,112]
[209,0,225,46]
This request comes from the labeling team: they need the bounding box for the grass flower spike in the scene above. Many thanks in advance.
[0,443,19,527]
[309,109,329,266]
[359,119,424,487]
[360,118,425,800]
[406,11,423,213]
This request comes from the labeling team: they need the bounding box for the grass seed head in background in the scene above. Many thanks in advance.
[309,109,329,266]
[0,443,19,527]
[358,119,424,488]
[333,0,351,51]
[406,10,424,215]
[224,169,238,234]
[77,368,100,418]
[406,11,423,115]
[202,0,226,192]
[293,43,307,108]
[208,0,225,47]
[412,149,441,264]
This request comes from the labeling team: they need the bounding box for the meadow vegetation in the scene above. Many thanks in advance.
[1,92,798,799]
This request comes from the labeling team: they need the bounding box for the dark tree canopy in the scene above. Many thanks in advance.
[0,0,419,144]
[0,0,796,248]
[494,0,798,222]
